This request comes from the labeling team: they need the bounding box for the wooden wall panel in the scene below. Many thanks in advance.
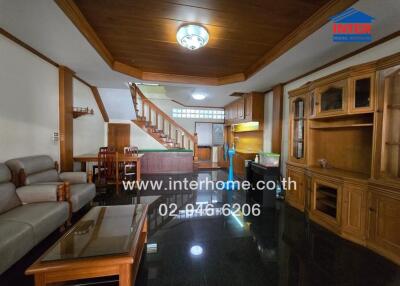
[272,84,284,154]
[59,66,74,171]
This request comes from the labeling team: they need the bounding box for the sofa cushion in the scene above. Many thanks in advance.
[0,163,12,183]
[6,155,55,176]
[69,183,96,212]
[0,202,68,244]
[25,169,60,185]
[0,163,21,215]
[0,220,35,274]
[0,182,21,215]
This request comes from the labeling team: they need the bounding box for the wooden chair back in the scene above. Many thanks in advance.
[97,149,117,184]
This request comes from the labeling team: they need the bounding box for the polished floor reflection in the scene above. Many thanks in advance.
[126,170,400,286]
[1,170,399,286]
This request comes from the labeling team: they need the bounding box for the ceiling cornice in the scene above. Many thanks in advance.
[55,0,357,86]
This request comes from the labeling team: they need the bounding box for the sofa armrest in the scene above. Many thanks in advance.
[59,172,88,184]
[16,184,64,204]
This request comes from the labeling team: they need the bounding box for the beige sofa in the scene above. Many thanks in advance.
[0,163,69,274]
[6,155,96,216]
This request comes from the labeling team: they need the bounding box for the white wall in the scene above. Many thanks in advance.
[106,120,166,150]
[0,34,60,162]
[73,79,105,156]
[263,91,273,153]
[280,36,400,176]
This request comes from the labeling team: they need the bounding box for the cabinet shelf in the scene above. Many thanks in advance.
[388,104,400,110]
[317,198,337,209]
[310,123,373,130]
[73,107,94,119]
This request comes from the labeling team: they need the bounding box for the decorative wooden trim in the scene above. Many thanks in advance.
[55,0,113,66]
[90,86,109,122]
[55,0,356,85]
[73,75,92,88]
[218,73,246,85]
[271,84,284,154]
[285,30,400,85]
[0,27,59,67]
[112,61,143,79]
[245,0,358,78]
[59,65,75,172]
[141,70,219,86]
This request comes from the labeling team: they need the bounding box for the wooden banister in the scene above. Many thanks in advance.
[129,83,198,160]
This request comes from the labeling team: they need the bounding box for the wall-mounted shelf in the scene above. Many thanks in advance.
[73,107,94,119]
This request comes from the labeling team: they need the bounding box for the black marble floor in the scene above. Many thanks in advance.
[1,170,400,286]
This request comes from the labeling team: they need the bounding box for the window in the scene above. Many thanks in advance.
[172,108,224,119]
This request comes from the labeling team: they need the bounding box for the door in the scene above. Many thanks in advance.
[316,79,348,117]
[349,73,375,114]
[108,123,130,152]
[244,94,252,121]
[286,167,305,211]
[367,190,400,261]
[341,183,367,243]
[289,95,307,164]
[237,98,245,120]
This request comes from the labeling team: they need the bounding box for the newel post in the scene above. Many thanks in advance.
[193,133,199,162]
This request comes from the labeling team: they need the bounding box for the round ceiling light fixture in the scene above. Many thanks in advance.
[177,24,209,50]
[192,93,206,100]
[190,245,203,256]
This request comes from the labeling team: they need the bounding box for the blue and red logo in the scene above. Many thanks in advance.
[331,8,374,42]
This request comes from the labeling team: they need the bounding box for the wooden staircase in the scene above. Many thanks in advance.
[129,83,198,161]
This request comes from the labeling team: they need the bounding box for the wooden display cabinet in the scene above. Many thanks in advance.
[285,54,400,265]
[286,165,305,211]
[349,73,375,114]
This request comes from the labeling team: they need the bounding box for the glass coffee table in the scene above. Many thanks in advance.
[26,204,148,286]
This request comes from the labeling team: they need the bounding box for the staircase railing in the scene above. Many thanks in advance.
[129,83,198,161]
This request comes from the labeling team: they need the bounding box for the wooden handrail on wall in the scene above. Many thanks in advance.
[130,83,198,161]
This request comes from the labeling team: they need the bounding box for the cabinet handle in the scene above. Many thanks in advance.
[369,207,376,212]
[315,101,320,106]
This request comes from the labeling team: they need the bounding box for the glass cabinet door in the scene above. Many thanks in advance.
[317,80,347,116]
[381,68,400,180]
[292,98,305,160]
[350,74,374,113]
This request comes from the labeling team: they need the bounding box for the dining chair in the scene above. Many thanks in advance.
[92,147,115,181]
[96,149,118,192]
[123,146,139,181]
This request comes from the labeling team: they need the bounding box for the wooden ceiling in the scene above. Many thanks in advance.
[56,0,357,85]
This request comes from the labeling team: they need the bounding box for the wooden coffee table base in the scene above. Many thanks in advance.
[26,214,147,286]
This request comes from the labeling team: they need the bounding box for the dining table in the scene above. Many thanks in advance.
[73,153,144,192]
